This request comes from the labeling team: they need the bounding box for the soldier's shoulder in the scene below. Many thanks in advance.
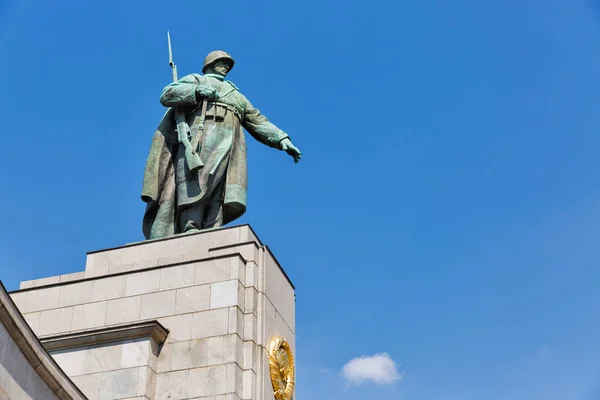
[187,73,204,82]
[226,80,239,90]
[174,73,203,83]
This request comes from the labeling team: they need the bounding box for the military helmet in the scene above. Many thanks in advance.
[202,50,235,73]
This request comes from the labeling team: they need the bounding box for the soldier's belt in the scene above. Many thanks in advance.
[193,101,242,122]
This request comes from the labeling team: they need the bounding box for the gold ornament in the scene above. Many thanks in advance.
[269,336,295,400]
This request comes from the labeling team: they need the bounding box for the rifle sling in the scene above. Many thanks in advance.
[191,100,208,154]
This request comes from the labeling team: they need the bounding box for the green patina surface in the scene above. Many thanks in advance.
[141,54,301,240]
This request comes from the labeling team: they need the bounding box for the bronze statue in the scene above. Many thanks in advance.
[141,38,301,240]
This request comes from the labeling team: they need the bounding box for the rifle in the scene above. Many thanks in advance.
[167,31,203,172]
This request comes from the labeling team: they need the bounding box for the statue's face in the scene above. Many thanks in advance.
[210,60,231,77]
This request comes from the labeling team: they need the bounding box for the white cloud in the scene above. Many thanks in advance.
[341,353,402,385]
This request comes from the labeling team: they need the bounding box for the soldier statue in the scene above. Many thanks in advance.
[141,50,302,240]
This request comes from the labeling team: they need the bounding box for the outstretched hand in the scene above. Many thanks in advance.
[280,138,302,163]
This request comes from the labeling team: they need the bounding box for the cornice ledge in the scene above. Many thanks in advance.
[40,320,169,352]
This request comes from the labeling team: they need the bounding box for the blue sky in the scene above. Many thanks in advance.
[1,0,600,398]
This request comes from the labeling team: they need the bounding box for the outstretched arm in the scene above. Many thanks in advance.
[243,101,302,162]
[160,74,218,107]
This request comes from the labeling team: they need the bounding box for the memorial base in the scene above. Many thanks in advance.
[10,225,296,400]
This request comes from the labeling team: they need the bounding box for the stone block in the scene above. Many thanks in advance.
[22,312,40,334]
[188,365,227,398]
[120,338,151,369]
[175,285,210,315]
[243,369,256,400]
[71,301,107,331]
[171,340,191,371]
[157,253,184,266]
[89,244,160,272]
[224,334,243,367]
[38,307,73,336]
[206,336,224,365]
[86,251,120,271]
[235,243,258,263]
[225,363,243,399]
[275,311,295,355]
[140,291,176,320]
[58,280,94,308]
[155,369,189,400]
[221,394,242,400]
[192,309,229,339]
[210,280,240,309]
[105,296,141,325]
[229,257,245,285]
[23,367,56,400]
[138,367,156,398]
[243,313,257,342]
[195,258,231,285]
[36,275,61,286]
[9,291,27,312]
[1,336,29,399]
[84,266,109,279]
[59,272,85,283]
[242,341,259,372]
[0,324,9,364]
[227,307,244,337]
[245,261,257,289]
[51,348,87,376]
[156,342,172,373]
[261,349,272,400]
[109,263,139,275]
[70,373,101,400]
[157,314,193,343]
[98,367,140,400]
[19,280,36,289]
[160,264,195,291]
[149,339,159,372]
[170,234,211,263]
[125,270,161,296]
[91,276,126,302]
[264,251,295,332]
[239,225,260,245]
[26,286,60,313]
[261,297,276,348]
[83,343,123,375]
[244,287,258,316]
[208,227,241,250]
[171,339,213,371]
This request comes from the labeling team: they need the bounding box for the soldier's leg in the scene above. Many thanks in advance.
[178,203,205,233]
[201,201,224,229]
[201,178,225,229]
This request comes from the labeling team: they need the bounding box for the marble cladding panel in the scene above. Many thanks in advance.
[18,225,261,289]
[0,323,59,400]
[50,339,157,400]
[263,250,295,333]
[158,334,243,374]
[12,257,244,338]
[155,364,241,400]
[84,226,255,275]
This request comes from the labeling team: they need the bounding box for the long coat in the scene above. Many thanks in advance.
[141,73,289,239]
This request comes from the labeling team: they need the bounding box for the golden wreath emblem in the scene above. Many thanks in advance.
[268,336,295,400]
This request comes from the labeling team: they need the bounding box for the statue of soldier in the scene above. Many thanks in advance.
[141,51,301,240]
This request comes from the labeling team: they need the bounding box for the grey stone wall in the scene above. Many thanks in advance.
[0,322,59,400]
[10,225,295,400]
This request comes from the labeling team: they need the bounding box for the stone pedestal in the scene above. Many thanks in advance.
[10,225,295,400]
